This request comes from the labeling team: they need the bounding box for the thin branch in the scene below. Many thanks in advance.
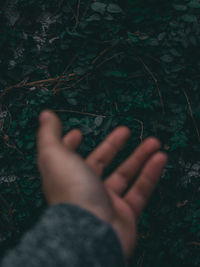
[0,192,16,229]
[14,181,29,216]
[182,88,200,142]
[187,242,200,246]
[92,41,122,65]
[52,54,78,94]
[92,47,110,65]
[0,76,76,102]
[133,118,144,143]
[95,52,124,69]
[67,2,78,22]
[0,77,29,102]
[55,73,90,93]
[138,57,165,116]
[80,0,93,21]
[53,109,106,117]
[72,0,81,31]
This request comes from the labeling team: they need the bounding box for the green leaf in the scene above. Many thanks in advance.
[73,67,85,76]
[188,1,200,8]
[26,142,35,149]
[172,4,188,11]
[104,70,127,78]
[148,38,159,46]
[68,118,80,126]
[171,65,184,72]
[68,91,78,98]
[91,2,106,15]
[107,3,123,14]
[158,32,166,41]
[35,198,43,207]
[127,33,139,43]
[104,14,114,21]
[22,65,36,76]
[169,48,182,57]
[86,14,101,22]
[66,28,85,38]
[17,140,23,148]
[67,98,78,105]
[81,125,93,135]
[181,14,197,23]
[160,55,173,63]
[94,116,103,127]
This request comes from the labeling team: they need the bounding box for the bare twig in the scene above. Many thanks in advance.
[138,57,165,116]
[52,54,78,94]
[53,109,106,117]
[14,181,29,216]
[133,118,144,143]
[72,0,81,31]
[0,77,29,102]
[57,72,91,93]
[182,88,200,142]
[187,242,200,247]
[0,192,16,229]
[92,48,110,65]
[67,2,77,22]
[92,40,122,65]
[95,52,124,69]
[80,0,93,21]
[0,75,77,102]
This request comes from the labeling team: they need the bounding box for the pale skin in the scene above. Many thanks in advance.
[37,109,168,260]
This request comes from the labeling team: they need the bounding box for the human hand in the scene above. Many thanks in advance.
[37,110,168,260]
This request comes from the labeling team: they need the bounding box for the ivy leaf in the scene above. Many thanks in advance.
[188,1,200,8]
[104,14,114,21]
[107,3,123,14]
[104,70,127,78]
[22,65,36,76]
[91,2,106,15]
[160,55,174,63]
[68,117,80,126]
[181,14,197,23]
[67,98,78,105]
[94,116,103,127]
[73,67,85,76]
[169,48,182,57]
[127,32,139,43]
[86,14,101,22]
[158,32,166,41]
[148,38,159,46]
[172,4,188,11]
[17,139,23,148]
[171,65,184,72]
[81,125,93,135]
[26,142,35,150]
[68,91,78,98]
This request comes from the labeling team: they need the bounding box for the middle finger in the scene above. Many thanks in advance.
[85,126,131,176]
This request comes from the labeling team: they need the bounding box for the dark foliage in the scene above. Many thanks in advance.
[0,0,200,266]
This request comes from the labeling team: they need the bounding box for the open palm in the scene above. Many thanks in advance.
[37,110,168,260]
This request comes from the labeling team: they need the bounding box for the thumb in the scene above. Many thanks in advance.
[37,110,63,154]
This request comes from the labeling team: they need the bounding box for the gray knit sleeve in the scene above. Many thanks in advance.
[0,203,128,267]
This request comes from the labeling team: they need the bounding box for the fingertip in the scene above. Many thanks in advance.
[119,125,132,135]
[154,151,168,165]
[73,129,83,139]
[147,136,162,148]
[39,110,52,123]
[160,151,168,162]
